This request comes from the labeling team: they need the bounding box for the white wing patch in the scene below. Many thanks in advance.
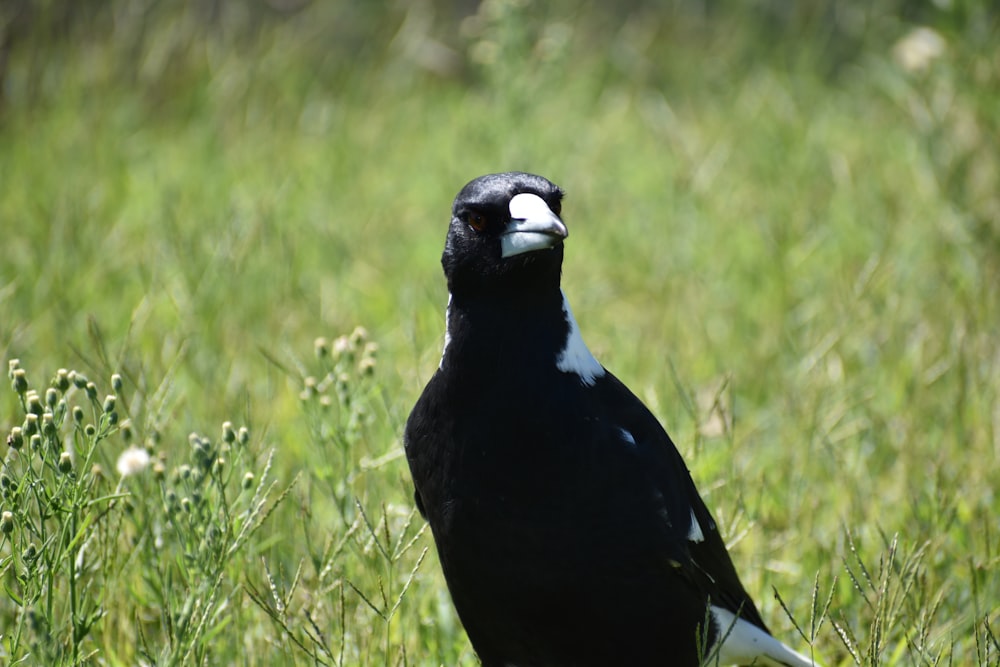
[687,508,706,543]
[556,291,605,386]
[709,606,818,667]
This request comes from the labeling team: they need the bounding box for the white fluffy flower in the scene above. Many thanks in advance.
[893,27,946,73]
[116,447,151,477]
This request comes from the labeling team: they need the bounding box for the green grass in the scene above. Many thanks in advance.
[1,1,998,665]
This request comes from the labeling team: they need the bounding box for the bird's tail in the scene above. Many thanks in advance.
[708,606,822,667]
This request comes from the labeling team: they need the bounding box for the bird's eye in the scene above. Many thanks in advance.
[467,212,488,232]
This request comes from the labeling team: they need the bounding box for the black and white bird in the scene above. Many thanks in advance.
[404,172,818,667]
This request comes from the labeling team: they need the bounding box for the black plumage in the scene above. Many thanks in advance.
[404,172,817,667]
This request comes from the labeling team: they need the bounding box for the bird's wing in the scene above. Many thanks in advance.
[596,372,770,633]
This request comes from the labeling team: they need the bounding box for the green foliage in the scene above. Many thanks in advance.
[1,1,998,665]
[1,360,290,665]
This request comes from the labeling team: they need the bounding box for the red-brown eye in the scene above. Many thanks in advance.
[468,212,488,232]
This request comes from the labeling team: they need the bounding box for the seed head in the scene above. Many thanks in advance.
[111,374,123,392]
[153,461,166,480]
[332,335,353,362]
[26,391,44,416]
[1,511,13,535]
[58,451,74,474]
[84,424,96,437]
[242,472,255,490]
[11,368,28,395]
[350,326,369,347]
[22,542,37,562]
[222,421,236,444]
[103,395,116,413]
[54,369,71,392]
[29,434,42,451]
[71,371,88,389]
[237,426,250,446]
[120,420,133,443]
[192,440,212,468]
[359,357,376,377]
[85,382,98,401]
[23,414,38,436]
[8,359,21,378]
[42,413,56,437]
[45,388,59,408]
[314,337,329,358]
[301,376,319,401]
[72,406,84,423]
[7,427,23,450]
[107,411,119,426]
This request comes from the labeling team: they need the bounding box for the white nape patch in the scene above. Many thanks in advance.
[556,291,605,386]
[709,606,818,667]
[439,293,453,370]
[687,508,705,543]
[617,427,637,447]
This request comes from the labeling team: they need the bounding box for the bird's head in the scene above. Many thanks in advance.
[442,172,567,297]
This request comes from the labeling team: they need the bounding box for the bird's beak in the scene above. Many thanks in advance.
[501,193,568,258]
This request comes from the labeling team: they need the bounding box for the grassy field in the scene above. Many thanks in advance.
[1,1,998,665]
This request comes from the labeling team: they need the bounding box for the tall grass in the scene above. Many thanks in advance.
[1,1,998,664]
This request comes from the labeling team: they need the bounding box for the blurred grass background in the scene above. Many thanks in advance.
[1,0,998,664]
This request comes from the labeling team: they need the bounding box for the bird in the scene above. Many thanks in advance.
[404,172,819,667]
